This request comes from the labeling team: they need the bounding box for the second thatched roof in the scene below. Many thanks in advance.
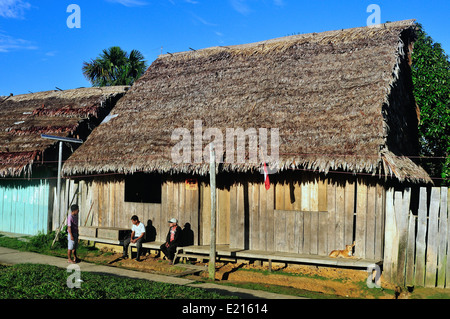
[63,20,431,183]
[0,86,128,177]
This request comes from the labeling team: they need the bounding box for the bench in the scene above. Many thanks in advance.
[79,227,382,270]
[178,245,383,272]
[78,226,183,261]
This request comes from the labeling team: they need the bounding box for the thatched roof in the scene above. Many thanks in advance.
[63,20,431,183]
[0,86,128,177]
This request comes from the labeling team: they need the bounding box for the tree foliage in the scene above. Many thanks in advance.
[82,46,147,87]
[411,23,450,184]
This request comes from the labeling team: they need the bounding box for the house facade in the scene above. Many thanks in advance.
[62,20,430,262]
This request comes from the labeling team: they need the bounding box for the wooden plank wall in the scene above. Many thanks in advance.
[267,176,384,259]
[199,183,230,246]
[70,177,200,245]
[0,179,50,236]
[67,173,386,262]
[384,186,450,288]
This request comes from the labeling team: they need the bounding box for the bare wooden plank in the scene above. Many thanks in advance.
[302,210,311,254]
[201,183,211,245]
[229,184,238,249]
[437,187,448,288]
[344,178,355,247]
[295,210,304,254]
[284,182,293,211]
[327,181,336,251]
[335,182,345,250]
[310,210,319,255]
[221,187,231,245]
[310,178,319,212]
[178,182,186,226]
[355,178,367,258]
[266,183,275,252]
[318,211,328,256]
[390,190,403,283]
[249,183,258,249]
[172,181,179,223]
[383,188,395,283]
[365,183,376,260]
[396,188,410,286]
[375,184,385,261]
[97,180,104,227]
[447,188,450,289]
[236,183,246,249]
[275,183,285,211]
[259,183,268,251]
[293,181,302,211]
[426,187,440,288]
[301,181,310,212]
[405,213,416,287]
[184,182,193,228]
[286,210,296,253]
[275,210,286,252]
[415,187,428,287]
[318,178,328,212]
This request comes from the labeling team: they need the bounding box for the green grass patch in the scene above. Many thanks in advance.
[0,230,99,259]
[0,263,236,299]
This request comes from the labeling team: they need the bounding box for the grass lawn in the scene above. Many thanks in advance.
[0,263,234,299]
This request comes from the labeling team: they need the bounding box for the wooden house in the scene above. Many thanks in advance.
[62,20,431,265]
[0,86,128,235]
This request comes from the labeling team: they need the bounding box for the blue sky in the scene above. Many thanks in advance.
[0,0,449,96]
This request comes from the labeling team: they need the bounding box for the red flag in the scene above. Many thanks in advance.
[264,162,270,190]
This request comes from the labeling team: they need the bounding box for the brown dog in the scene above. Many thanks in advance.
[329,242,355,258]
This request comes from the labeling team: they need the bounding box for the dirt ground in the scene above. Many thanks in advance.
[80,246,406,299]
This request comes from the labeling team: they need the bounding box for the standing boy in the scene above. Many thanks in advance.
[67,204,80,264]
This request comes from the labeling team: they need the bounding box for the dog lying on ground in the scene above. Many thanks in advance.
[329,242,355,258]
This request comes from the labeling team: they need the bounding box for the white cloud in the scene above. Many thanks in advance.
[105,0,148,7]
[230,0,285,15]
[230,0,251,15]
[0,32,37,52]
[45,51,57,57]
[0,0,31,19]
[190,12,218,27]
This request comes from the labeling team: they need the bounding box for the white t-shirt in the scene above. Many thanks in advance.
[132,222,146,238]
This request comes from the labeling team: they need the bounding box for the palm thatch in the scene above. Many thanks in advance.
[0,86,128,177]
[63,20,431,183]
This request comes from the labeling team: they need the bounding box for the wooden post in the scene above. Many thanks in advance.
[209,144,217,280]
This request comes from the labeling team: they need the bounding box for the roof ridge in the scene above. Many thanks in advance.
[159,19,416,59]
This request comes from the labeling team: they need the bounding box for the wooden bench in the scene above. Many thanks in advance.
[179,245,383,271]
[78,226,182,261]
[79,227,382,270]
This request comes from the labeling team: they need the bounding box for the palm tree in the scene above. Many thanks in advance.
[82,46,147,87]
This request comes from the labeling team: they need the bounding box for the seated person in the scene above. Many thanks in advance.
[122,215,146,261]
[160,218,182,265]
